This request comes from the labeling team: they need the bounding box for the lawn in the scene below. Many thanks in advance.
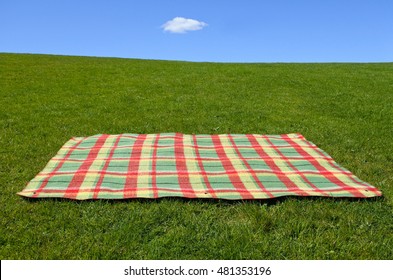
[0,53,392,259]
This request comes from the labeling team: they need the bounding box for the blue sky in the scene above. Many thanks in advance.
[1,0,392,62]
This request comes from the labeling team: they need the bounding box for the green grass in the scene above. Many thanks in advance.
[1,53,392,259]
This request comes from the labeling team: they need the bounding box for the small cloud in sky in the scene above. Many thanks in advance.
[161,17,207,34]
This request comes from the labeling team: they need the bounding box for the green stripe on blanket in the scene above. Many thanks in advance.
[18,133,382,200]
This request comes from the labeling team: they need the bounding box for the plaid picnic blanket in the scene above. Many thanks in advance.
[18,133,381,200]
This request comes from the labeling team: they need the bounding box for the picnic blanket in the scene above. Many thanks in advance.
[18,133,382,200]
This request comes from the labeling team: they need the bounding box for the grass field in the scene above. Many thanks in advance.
[1,53,392,259]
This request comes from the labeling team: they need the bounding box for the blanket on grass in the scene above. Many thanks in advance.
[18,133,382,200]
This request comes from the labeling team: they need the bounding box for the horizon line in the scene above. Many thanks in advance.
[1,52,392,64]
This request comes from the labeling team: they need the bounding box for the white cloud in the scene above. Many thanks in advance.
[162,17,207,34]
